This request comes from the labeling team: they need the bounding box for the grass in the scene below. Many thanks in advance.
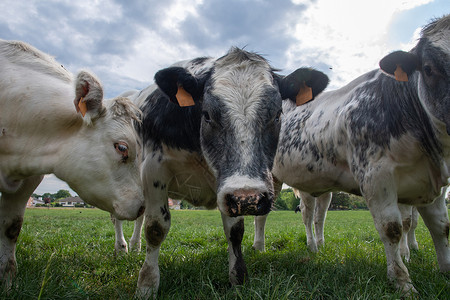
[1,208,449,299]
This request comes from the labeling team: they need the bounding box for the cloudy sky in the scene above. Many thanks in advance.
[1,0,447,195]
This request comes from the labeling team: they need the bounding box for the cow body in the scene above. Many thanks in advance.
[0,40,144,283]
[131,48,328,296]
[270,16,450,294]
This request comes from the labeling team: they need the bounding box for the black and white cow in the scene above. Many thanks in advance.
[125,48,329,296]
[269,15,450,295]
[0,40,145,284]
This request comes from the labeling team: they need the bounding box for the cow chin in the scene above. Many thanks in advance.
[217,174,273,217]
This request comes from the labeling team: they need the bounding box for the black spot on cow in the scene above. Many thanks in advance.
[229,219,248,285]
[153,181,160,188]
[161,184,166,190]
[5,216,23,243]
[160,205,170,222]
[385,221,402,244]
[145,221,165,247]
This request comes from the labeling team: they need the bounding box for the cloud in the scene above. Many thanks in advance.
[286,0,434,88]
[34,175,76,196]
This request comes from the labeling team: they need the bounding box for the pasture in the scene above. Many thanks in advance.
[2,208,449,299]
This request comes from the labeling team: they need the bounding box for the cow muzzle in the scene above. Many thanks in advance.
[225,189,272,217]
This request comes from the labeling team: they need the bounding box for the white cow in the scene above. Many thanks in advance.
[0,40,145,284]
[269,15,450,295]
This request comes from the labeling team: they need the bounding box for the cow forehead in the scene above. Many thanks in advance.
[212,62,274,106]
[427,31,450,55]
[422,16,450,55]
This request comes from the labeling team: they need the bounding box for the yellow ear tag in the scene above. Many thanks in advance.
[78,97,87,117]
[394,65,408,82]
[176,86,195,107]
[296,82,313,106]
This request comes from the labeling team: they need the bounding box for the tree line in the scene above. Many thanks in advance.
[274,188,450,211]
[32,189,72,204]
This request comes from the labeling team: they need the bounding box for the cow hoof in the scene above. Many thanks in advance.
[129,240,142,252]
[307,242,319,253]
[398,282,418,297]
[252,242,265,252]
[135,287,158,299]
[114,243,128,255]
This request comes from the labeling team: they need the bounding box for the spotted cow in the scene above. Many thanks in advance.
[123,47,329,296]
[267,15,450,295]
[0,40,145,284]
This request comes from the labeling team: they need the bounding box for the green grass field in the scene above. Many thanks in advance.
[1,208,449,299]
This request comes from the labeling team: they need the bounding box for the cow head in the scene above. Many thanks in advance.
[380,15,450,135]
[155,48,328,217]
[55,71,145,220]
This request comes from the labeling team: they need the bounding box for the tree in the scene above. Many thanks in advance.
[274,188,298,211]
[42,193,54,203]
[54,189,71,200]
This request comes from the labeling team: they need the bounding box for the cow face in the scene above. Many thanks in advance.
[156,48,328,217]
[58,71,145,220]
[379,15,450,135]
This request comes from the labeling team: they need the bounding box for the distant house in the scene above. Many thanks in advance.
[58,196,85,207]
[168,198,181,210]
[26,197,45,207]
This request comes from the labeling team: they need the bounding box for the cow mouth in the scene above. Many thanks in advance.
[225,192,272,217]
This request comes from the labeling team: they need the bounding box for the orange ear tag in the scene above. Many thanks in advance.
[176,86,195,107]
[78,97,87,117]
[394,65,408,82]
[296,82,313,106]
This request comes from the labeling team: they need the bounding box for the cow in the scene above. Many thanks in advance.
[0,40,145,284]
[265,15,450,295]
[120,47,329,297]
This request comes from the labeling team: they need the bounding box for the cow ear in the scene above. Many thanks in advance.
[74,70,104,121]
[379,51,419,82]
[155,67,202,107]
[278,68,329,106]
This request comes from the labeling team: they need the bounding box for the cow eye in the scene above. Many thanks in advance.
[275,110,282,123]
[114,142,129,162]
[423,65,433,77]
[202,111,212,123]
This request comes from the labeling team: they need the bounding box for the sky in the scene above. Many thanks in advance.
[1,0,448,195]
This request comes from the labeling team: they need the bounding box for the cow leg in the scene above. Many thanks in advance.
[221,213,248,285]
[136,168,171,298]
[252,215,267,251]
[398,204,412,262]
[0,175,43,287]
[129,214,144,252]
[408,207,419,251]
[298,191,318,252]
[111,215,128,254]
[365,183,416,295]
[314,192,332,247]
[417,193,450,273]
[250,176,281,251]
